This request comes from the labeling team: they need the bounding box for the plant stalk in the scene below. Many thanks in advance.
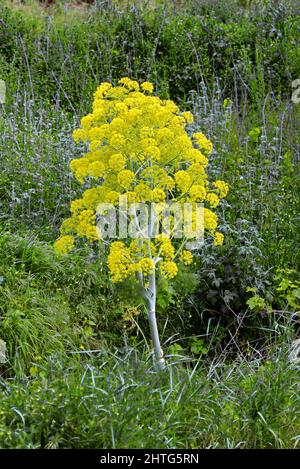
[147,269,165,369]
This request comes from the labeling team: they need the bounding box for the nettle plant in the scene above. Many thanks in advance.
[54,78,228,367]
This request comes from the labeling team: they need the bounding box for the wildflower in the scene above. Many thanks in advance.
[60,218,76,235]
[160,239,175,260]
[152,188,166,202]
[141,81,154,93]
[181,250,193,265]
[109,133,126,149]
[108,242,132,282]
[72,128,88,143]
[214,232,224,246]
[70,158,90,183]
[213,180,229,198]
[135,183,153,202]
[118,77,140,91]
[189,185,206,202]
[55,77,229,368]
[139,258,155,274]
[181,111,194,124]
[206,192,220,208]
[175,170,191,193]
[54,236,75,255]
[160,261,178,279]
[89,161,105,179]
[117,169,134,189]
[56,77,228,282]
[80,114,94,130]
[204,208,218,232]
[109,153,126,171]
[193,132,213,155]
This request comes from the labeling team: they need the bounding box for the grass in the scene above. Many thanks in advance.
[0,232,299,449]
[1,344,300,449]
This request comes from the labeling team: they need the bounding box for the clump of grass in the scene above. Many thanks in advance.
[0,232,129,373]
[0,344,299,449]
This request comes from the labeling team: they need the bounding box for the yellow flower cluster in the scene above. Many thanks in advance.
[175,171,191,193]
[181,250,193,265]
[152,188,166,202]
[160,261,178,279]
[159,238,175,259]
[54,235,75,256]
[117,169,135,189]
[108,240,156,282]
[140,257,155,273]
[109,153,126,171]
[193,132,213,155]
[108,241,132,283]
[181,111,194,124]
[214,180,229,199]
[204,208,218,233]
[206,192,220,208]
[141,81,154,93]
[214,232,224,246]
[55,78,229,280]
[76,210,98,241]
[189,185,206,202]
[118,77,140,91]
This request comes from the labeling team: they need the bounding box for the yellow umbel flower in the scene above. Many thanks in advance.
[94,82,112,100]
[214,232,224,246]
[152,188,166,202]
[135,183,153,202]
[187,163,206,182]
[109,153,126,171]
[117,169,135,189]
[206,192,220,208]
[80,114,93,130]
[108,241,132,283]
[181,250,193,265]
[175,170,191,193]
[213,180,229,198]
[118,77,140,91]
[109,133,126,149]
[189,185,206,202]
[193,132,213,155]
[72,128,88,143]
[139,258,155,274]
[89,161,105,179]
[160,239,175,260]
[70,158,90,183]
[105,190,120,205]
[60,218,76,235]
[160,261,178,279]
[181,111,194,124]
[54,235,75,256]
[141,81,154,93]
[204,208,218,232]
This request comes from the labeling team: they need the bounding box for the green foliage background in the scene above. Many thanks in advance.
[0,0,299,448]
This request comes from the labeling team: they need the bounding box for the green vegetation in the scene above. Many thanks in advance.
[0,0,299,448]
[1,347,300,449]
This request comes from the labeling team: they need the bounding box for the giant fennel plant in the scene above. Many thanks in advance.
[54,78,228,367]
